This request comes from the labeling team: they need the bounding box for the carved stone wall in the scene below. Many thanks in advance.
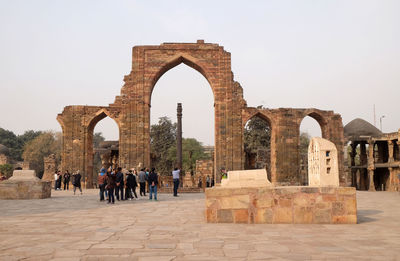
[242,107,345,186]
[42,154,56,181]
[57,41,345,187]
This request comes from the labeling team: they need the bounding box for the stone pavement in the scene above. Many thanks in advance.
[0,190,399,260]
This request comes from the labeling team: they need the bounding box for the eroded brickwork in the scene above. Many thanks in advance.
[58,41,345,187]
[242,107,345,186]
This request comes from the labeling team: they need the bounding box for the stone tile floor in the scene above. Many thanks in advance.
[0,190,399,260]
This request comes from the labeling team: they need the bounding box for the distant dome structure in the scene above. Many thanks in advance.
[0,144,9,155]
[344,118,382,139]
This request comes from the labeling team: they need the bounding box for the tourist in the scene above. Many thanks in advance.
[172,167,180,197]
[54,171,58,190]
[63,170,70,190]
[98,168,106,201]
[57,170,62,190]
[198,177,202,188]
[131,169,138,199]
[105,167,116,204]
[206,175,210,187]
[138,168,146,196]
[133,168,139,196]
[145,168,150,193]
[211,177,214,187]
[126,169,138,200]
[148,168,158,200]
[72,170,82,195]
[115,167,124,201]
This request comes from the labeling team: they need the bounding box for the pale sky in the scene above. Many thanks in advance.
[1,0,399,146]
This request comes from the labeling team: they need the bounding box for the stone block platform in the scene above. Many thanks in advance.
[0,170,51,199]
[205,186,357,224]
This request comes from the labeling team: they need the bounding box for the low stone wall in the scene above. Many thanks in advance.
[205,186,357,224]
[0,180,51,199]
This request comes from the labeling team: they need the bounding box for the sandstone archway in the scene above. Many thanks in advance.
[58,41,346,187]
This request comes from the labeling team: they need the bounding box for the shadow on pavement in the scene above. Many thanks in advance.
[357,209,382,224]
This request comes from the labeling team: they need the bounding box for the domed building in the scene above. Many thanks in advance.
[344,118,399,192]
[344,118,382,140]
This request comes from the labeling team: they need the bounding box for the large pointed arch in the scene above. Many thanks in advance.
[149,53,216,103]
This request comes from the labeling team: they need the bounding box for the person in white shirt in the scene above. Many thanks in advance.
[172,167,180,197]
[54,171,58,190]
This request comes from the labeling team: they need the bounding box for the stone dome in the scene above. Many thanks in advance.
[0,144,9,155]
[344,118,382,139]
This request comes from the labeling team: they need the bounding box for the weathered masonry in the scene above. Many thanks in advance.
[345,118,400,191]
[57,41,345,187]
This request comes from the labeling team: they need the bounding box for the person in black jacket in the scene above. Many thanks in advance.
[125,169,138,200]
[72,170,82,195]
[148,168,158,201]
[63,170,70,190]
[115,167,124,201]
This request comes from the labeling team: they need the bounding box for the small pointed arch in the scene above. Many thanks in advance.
[299,110,327,185]
[149,53,214,101]
[300,110,328,138]
[87,108,120,133]
[243,111,273,181]
[243,111,274,130]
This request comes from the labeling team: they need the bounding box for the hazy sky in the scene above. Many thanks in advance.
[1,0,399,145]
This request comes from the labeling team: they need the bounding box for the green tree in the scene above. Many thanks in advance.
[150,117,209,175]
[168,138,210,172]
[244,108,271,155]
[93,132,105,148]
[0,164,13,178]
[150,117,176,175]
[0,128,19,160]
[22,132,61,178]
[0,128,42,161]
[93,132,106,177]
[299,132,311,159]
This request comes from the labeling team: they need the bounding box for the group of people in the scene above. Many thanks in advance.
[53,170,82,194]
[97,167,161,204]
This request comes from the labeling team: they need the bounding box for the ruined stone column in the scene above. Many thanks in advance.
[388,140,394,163]
[367,140,376,191]
[360,142,367,165]
[177,103,182,170]
[350,142,357,187]
[42,154,56,181]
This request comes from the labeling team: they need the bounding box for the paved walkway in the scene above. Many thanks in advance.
[0,190,399,260]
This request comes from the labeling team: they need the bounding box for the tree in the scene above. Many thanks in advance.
[93,132,105,176]
[150,117,209,175]
[22,132,61,178]
[168,138,210,172]
[0,164,13,178]
[93,132,105,148]
[299,132,311,160]
[0,128,19,160]
[0,128,42,161]
[150,117,176,175]
[244,115,271,154]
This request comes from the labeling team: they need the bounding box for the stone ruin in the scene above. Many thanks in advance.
[206,151,356,224]
[0,170,51,199]
[344,118,400,191]
[308,137,339,187]
[42,154,56,182]
[57,41,345,188]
